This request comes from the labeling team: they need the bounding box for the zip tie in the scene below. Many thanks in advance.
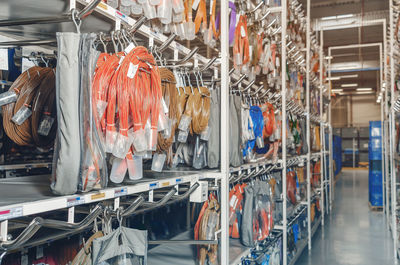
[13,87,20,94]
[24,103,32,108]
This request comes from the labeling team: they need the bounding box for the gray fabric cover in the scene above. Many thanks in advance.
[51,32,82,195]
[92,227,148,265]
[207,89,220,168]
[233,96,244,165]
[241,184,255,247]
[229,95,241,167]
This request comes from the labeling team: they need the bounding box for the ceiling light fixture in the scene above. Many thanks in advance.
[338,74,358,79]
[355,91,373,94]
[341,83,358,87]
[326,77,341,81]
[356,88,372,91]
[332,89,343,93]
[321,14,355,21]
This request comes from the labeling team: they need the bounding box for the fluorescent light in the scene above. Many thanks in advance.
[332,89,343,93]
[338,74,358,79]
[321,14,355,21]
[325,56,333,60]
[356,88,372,91]
[355,91,373,94]
[341,83,358,87]
[326,77,341,81]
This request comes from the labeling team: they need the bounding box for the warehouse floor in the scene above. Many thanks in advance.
[297,169,396,265]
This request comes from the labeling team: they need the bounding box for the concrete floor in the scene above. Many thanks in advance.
[296,169,396,265]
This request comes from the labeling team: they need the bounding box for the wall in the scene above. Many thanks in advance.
[332,94,381,127]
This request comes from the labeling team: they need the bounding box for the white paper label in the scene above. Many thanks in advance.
[192,0,200,10]
[240,26,246,38]
[161,98,169,114]
[149,36,154,48]
[22,58,35,72]
[115,18,121,30]
[0,49,8,70]
[174,48,179,61]
[209,0,214,15]
[194,57,199,68]
[127,63,139,79]
[124,42,135,54]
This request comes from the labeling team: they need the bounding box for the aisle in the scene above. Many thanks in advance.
[296,169,395,265]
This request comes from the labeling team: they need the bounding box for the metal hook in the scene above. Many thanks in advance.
[231,74,246,87]
[157,34,177,53]
[99,32,108,53]
[176,46,199,65]
[111,31,118,53]
[199,57,217,72]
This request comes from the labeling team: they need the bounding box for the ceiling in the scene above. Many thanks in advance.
[299,0,388,99]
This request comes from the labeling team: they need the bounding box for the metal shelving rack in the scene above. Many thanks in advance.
[0,0,333,264]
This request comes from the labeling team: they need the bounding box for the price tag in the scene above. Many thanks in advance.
[174,48,178,61]
[149,182,159,189]
[0,207,23,221]
[161,181,170,187]
[127,63,138,79]
[67,196,85,207]
[209,0,214,15]
[194,57,199,68]
[149,36,154,48]
[124,42,135,54]
[115,18,121,30]
[91,192,106,201]
[114,187,127,197]
[0,49,8,71]
[240,26,246,38]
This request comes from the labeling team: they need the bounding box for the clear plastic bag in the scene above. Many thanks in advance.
[142,0,157,19]
[178,114,191,131]
[110,157,127,184]
[12,105,32,125]
[172,0,184,13]
[151,153,166,172]
[127,155,143,180]
[0,90,17,107]
[157,0,172,24]
[132,128,147,153]
[112,133,132,159]
[131,1,143,15]
[200,126,211,141]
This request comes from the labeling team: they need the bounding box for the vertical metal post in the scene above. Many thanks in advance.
[220,0,230,263]
[328,48,333,212]
[379,43,385,214]
[281,0,288,263]
[306,0,312,251]
[389,0,397,258]
[384,19,390,224]
[319,29,325,226]
[0,220,8,242]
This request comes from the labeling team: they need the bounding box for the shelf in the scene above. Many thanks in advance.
[147,231,197,265]
[0,169,217,221]
[0,161,52,171]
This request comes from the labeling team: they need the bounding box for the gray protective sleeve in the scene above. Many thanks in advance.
[233,95,244,165]
[241,184,255,247]
[207,89,220,168]
[51,32,81,195]
[92,227,148,265]
[229,95,241,167]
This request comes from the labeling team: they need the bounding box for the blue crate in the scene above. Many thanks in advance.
[369,184,383,206]
[369,121,382,138]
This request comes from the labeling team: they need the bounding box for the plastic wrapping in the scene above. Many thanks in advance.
[107,0,119,8]
[157,110,169,132]
[112,133,131,159]
[256,136,264,149]
[79,33,107,192]
[132,128,147,153]
[172,0,184,13]
[142,0,157,19]
[178,114,191,131]
[157,0,172,24]
[0,90,17,107]
[131,1,143,15]
[38,115,55,136]
[106,130,118,153]
[193,136,207,169]
[127,155,143,180]
[151,153,166,172]
[12,106,32,125]
[162,118,173,139]
[120,4,131,15]
[173,12,184,23]
[110,157,127,183]
[184,21,196,40]
[200,125,211,141]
